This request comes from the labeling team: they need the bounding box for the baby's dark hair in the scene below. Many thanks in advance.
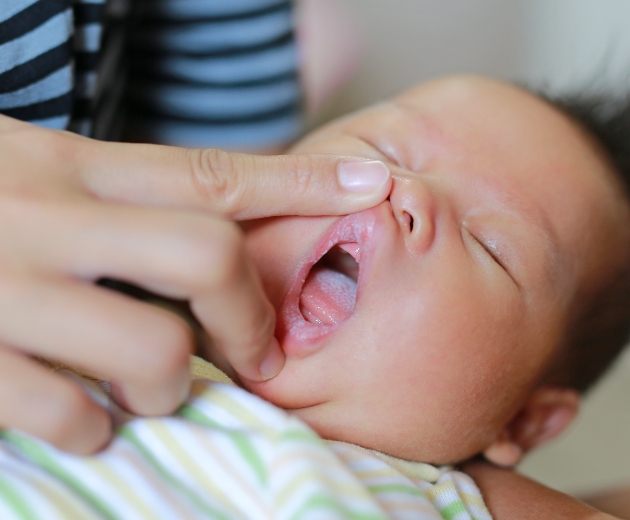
[539,89,630,394]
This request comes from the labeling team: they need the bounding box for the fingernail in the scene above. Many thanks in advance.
[259,339,285,381]
[338,160,390,192]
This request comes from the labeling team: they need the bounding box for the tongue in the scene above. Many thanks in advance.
[299,266,357,326]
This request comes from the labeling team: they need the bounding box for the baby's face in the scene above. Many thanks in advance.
[242,77,627,463]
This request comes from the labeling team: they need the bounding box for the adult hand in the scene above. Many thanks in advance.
[0,115,391,453]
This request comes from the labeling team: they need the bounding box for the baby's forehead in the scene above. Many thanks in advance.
[330,78,590,168]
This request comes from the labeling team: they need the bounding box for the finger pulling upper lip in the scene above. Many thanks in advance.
[276,206,384,351]
[298,209,378,294]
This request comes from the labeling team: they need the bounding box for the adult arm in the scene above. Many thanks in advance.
[583,486,630,519]
[0,115,390,453]
[465,462,620,520]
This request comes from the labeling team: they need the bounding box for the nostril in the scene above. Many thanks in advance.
[402,211,414,232]
[399,211,414,233]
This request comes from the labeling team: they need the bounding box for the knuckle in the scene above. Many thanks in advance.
[185,222,245,288]
[209,225,246,287]
[286,155,317,196]
[40,130,78,163]
[8,126,78,173]
[0,163,78,223]
[43,385,94,446]
[137,316,193,384]
[188,148,245,214]
[0,191,86,269]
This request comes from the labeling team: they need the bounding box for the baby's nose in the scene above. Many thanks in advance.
[389,175,436,254]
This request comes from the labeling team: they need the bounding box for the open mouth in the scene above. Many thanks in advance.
[299,242,360,326]
[278,210,378,354]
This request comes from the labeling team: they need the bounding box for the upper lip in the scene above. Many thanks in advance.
[299,211,375,298]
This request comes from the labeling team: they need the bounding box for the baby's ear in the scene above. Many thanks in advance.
[482,386,580,468]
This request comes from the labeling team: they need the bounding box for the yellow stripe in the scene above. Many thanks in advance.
[273,445,384,511]
[331,443,440,482]
[115,443,197,518]
[192,435,266,506]
[146,423,239,514]
[425,480,482,508]
[190,356,234,384]
[147,421,266,515]
[377,499,440,515]
[5,465,92,520]
[79,458,156,518]
[205,390,277,431]
[461,491,486,508]
[425,482,446,501]
[350,467,418,482]
[275,468,373,511]
[272,447,339,473]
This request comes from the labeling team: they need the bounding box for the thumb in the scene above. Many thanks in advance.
[78,141,391,218]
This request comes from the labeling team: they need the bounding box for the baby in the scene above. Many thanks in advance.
[1,76,628,519]
[240,75,630,468]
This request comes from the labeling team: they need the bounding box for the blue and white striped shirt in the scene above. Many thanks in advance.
[0,0,303,149]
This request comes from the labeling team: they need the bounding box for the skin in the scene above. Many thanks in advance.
[0,114,391,453]
[583,485,630,518]
[465,462,620,520]
[243,76,629,464]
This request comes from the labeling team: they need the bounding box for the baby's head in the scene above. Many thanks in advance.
[241,76,630,466]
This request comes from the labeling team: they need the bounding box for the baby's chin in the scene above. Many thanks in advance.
[242,385,352,447]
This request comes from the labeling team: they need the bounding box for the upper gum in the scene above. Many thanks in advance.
[338,242,361,261]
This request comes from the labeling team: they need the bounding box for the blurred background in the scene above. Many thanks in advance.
[312,0,630,496]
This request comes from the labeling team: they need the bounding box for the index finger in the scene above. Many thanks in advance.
[78,141,391,219]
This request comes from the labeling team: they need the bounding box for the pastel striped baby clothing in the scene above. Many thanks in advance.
[0,362,493,519]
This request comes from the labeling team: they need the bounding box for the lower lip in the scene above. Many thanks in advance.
[277,210,378,357]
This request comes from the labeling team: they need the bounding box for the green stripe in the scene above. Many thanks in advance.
[178,404,267,485]
[177,404,225,430]
[441,500,467,520]
[206,391,271,431]
[289,494,386,520]
[0,474,38,520]
[2,432,115,520]
[120,428,231,520]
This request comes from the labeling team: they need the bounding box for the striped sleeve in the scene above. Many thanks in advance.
[0,0,75,129]
[67,0,107,136]
[0,0,108,135]
[123,0,304,150]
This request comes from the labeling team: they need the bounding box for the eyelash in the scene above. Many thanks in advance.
[467,229,508,272]
[466,229,521,288]
[481,239,507,270]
